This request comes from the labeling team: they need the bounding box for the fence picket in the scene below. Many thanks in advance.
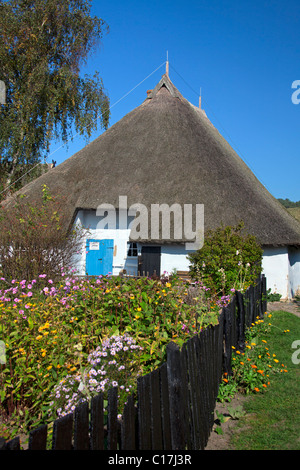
[90,393,104,450]
[107,387,119,450]
[137,373,152,449]
[121,394,136,450]
[74,401,90,450]
[179,343,193,450]
[28,424,48,450]
[166,341,186,450]
[149,368,163,450]
[4,436,20,450]
[236,290,246,350]
[159,363,171,450]
[52,412,73,450]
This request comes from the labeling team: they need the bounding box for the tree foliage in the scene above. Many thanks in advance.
[277,198,300,208]
[0,184,86,281]
[0,0,110,195]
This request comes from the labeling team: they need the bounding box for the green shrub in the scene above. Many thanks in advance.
[188,222,263,296]
[266,288,282,302]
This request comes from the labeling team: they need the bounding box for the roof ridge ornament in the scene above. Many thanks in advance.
[146,74,184,100]
[166,51,169,77]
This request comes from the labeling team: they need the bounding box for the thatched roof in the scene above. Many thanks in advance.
[5,73,300,247]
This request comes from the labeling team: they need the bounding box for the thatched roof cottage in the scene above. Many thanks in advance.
[8,73,300,299]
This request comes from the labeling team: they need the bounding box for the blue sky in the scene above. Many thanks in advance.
[48,0,300,201]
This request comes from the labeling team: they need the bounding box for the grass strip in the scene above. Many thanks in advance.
[231,310,300,450]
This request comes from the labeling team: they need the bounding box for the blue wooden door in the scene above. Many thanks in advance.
[86,239,114,276]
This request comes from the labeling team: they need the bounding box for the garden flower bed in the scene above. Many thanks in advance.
[0,272,226,436]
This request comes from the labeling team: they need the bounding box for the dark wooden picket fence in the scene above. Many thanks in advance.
[0,275,267,451]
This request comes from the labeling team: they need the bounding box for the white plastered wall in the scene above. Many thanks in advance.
[72,209,135,276]
[71,210,300,299]
[262,246,300,300]
[288,246,300,298]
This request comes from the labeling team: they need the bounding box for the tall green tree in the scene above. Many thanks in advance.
[0,0,110,195]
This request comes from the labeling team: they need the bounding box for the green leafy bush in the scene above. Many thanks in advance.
[266,288,282,302]
[188,222,263,297]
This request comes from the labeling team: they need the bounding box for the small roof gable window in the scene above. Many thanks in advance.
[127,242,138,257]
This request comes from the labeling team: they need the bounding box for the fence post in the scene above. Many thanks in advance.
[166,341,185,450]
[223,305,232,376]
[90,393,104,450]
[261,274,267,315]
[235,290,246,351]
[137,373,152,449]
[121,394,137,450]
[107,387,119,450]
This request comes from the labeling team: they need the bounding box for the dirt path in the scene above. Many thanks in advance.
[266,300,300,317]
[204,394,248,450]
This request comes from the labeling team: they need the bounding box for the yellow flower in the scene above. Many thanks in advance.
[137,307,142,311]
